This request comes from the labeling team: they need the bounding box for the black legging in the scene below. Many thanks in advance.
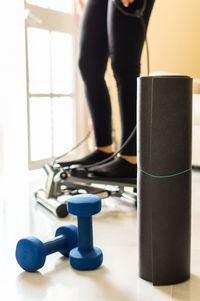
[79,0,155,156]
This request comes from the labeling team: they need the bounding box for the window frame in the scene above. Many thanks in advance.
[25,2,87,170]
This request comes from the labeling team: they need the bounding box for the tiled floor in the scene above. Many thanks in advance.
[0,168,199,301]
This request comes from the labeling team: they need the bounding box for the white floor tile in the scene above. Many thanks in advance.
[172,250,200,301]
[0,169,199,300]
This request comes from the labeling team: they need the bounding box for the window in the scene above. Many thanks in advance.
[26,0,74,13]
[25,1,80,169]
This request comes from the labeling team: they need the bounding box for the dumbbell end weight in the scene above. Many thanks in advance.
[55,225,77,256]
[16,236,46,272]
[70,247,103,271]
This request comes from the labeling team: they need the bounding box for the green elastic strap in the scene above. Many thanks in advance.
[138,167,192,178]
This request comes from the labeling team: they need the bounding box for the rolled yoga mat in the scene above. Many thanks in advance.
[137,75,192,285]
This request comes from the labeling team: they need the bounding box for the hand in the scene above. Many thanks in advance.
[121,0,135,7]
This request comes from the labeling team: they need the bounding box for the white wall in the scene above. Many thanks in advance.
[141,0,200,77]
[0,1,28,195]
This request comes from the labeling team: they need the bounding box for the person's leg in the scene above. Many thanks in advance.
[108,0,155,161]
[79,0,112,150]
[59,0,113,167]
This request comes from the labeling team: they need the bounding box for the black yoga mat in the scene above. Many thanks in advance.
[137,75,193,285]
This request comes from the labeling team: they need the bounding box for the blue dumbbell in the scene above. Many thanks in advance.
[16,225,77,272]
[67,194,103,271]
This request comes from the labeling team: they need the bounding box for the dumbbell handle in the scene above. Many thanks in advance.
[77,217,93,252]
[44,235,68,256]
